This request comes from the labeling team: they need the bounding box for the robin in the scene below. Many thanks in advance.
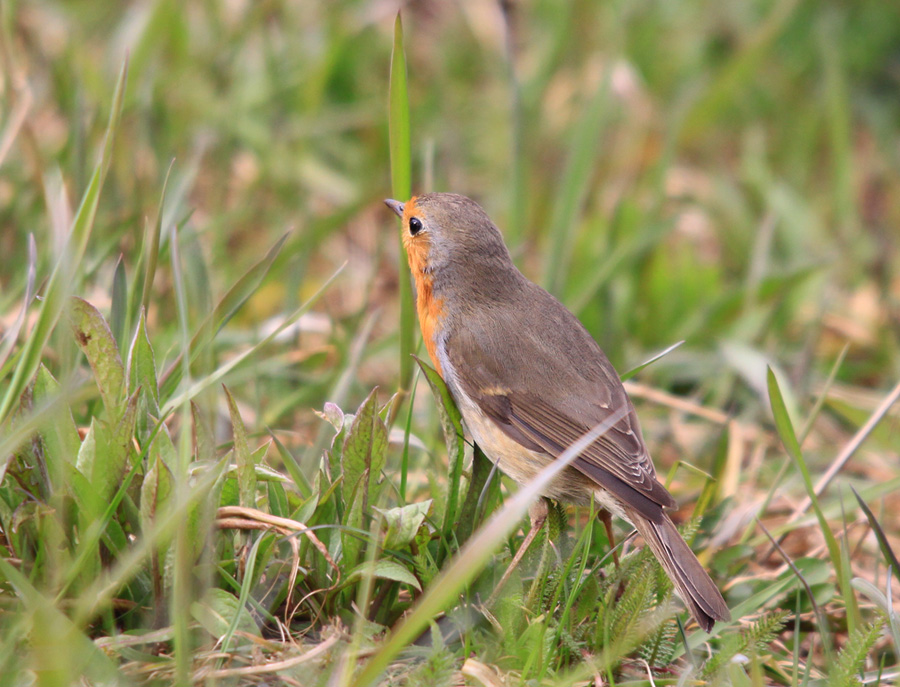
[384,192,730,631]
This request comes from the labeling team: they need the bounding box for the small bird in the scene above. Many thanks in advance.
[385,193,730,631]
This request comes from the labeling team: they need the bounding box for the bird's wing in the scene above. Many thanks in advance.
[445,292,676,519]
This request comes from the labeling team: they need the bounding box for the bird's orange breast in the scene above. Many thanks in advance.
[413,271,445,378]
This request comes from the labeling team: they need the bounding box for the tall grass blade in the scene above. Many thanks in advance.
[389,11,415,394]
[680,0,801,141]
[620,340,684,382]
[0,56,128,423]
[0,234,37,373]
[543,68,612,295]
[160,262,345,416]
[137,159,174,321]
[767,367,856,631]
[159,233,288,395]
[851,486,900,587]
[110,254,127,353]
[415,357,465,559]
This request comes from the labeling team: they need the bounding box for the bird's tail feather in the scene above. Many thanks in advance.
[631,514,730,632]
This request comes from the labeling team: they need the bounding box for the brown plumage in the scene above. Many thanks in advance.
[385,192,730,631]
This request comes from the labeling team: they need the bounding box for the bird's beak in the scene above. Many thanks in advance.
[384,199,404,218]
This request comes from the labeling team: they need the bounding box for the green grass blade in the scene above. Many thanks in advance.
[160,262,345,417]
[455,437,495,547]
[767,367,856,632]
[0,56,128,423]
[388,10,415,394]
[679,0,802,142]
[398,367,419,501]
[268,428,312,499]
[415,357,465,559]
[542,69,612,295]
[110,254,127,354]
[0,234,37,373]
[851,486,900,588]
[224,385,256,510]
[799,342,849,443]
[620,340,684,382]
[138,159,174,320]
[168,220,194,686]
[159,232,289,396]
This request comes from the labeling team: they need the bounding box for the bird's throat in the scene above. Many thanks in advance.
[404,239,445,377]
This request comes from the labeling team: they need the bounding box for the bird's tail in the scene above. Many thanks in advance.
[631,513,730,632]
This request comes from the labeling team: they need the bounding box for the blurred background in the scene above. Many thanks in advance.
[2,0,899,522]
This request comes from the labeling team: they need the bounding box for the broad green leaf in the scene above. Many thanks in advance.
[375,499,432,550]
[224,385,256,509]
[191,588,260,639]
[0,558,123,682]
[127,309,159,411]
[248,452,281,480]
[78,390,138,502]
[69,296,126,423]
[321,401,345,432]
[412,527,438,585]
[187,459,228,563]
[342,388,388,512]
[342,476,366,571]
[106,390,139,497]
[141,430,176,529]
[293,489,320,528]
[267,481,289,518]
[347,559,421,592]
[63,463,104,589]
[140,432,175,584]
[325,407,352,484]
[75,420,98,492]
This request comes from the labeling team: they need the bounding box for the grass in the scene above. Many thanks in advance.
[1,0,900,685]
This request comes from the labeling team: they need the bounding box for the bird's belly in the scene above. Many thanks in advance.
[435,336,620,507]
[447,379,598,505]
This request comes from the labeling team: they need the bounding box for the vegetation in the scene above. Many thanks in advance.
[1,1,899,684]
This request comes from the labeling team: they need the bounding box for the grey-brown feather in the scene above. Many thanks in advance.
[438,271,676,516]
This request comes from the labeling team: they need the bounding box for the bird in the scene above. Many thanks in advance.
[384,192,730,631]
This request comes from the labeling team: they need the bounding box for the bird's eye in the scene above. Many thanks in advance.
[409,217,423,236]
